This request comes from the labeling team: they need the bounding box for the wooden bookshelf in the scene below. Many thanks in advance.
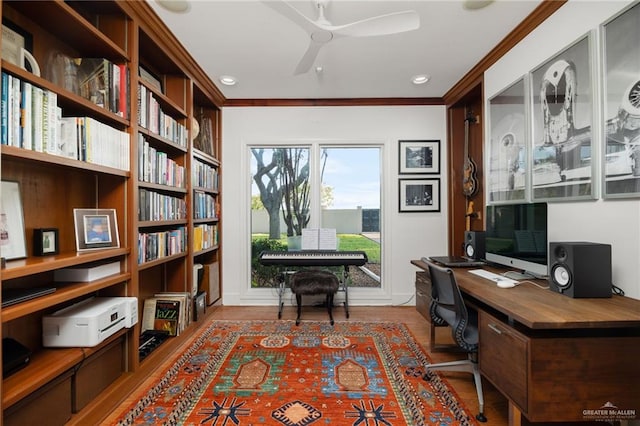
[0,1,223,423]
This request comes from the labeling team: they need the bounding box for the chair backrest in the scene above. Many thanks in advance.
[425,260,478,351]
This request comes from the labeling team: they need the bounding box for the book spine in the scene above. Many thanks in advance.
[1,72,8,146]
[21,82,33,150]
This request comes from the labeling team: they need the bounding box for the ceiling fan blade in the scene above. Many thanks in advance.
[294,39,324,75]
[330,10,420,37]
[262,0,321,34]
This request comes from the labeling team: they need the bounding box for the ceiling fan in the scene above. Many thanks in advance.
[264,0,420,75]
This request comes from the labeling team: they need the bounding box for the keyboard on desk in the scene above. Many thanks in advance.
[468,269,518,286]
[259,250,368,267]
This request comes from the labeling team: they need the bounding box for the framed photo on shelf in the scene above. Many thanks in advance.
[530,33,595,201]
[398,140,440,174]
[399,178,440,212]
[602,2,640,198]
[33,228,59,256]
[487,76,528,204]
[74,208,120,251]
[0,181,27,260]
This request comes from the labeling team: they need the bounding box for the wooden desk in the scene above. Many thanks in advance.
[411,259,640,424]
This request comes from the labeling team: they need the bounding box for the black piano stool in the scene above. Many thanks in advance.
[290,270,340,325]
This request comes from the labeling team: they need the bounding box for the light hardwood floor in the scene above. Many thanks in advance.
[209,305,510,425]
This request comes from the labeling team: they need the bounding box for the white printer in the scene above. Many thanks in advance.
[43,297,137,347]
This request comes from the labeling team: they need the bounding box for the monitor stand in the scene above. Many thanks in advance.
[502,270,535,281]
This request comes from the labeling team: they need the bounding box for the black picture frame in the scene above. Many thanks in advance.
[74,208,120,251]
[398,178,441,212]
[398,140,440,174]
[33,228,59,256]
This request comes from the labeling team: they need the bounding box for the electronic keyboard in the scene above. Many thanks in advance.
[259,250,368,267]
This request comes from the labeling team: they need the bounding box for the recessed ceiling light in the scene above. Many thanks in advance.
[155,0,190,13]
[463,0,494,11]
[219,75,238,86]
[412,74,430,85]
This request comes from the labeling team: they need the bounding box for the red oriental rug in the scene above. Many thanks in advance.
[114,320,479,425]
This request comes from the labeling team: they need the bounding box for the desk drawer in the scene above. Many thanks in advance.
[415,272,431,321]
[479,311,528,412]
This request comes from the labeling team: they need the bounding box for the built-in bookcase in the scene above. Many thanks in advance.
[0,1,223,423]
[191,83,221,305]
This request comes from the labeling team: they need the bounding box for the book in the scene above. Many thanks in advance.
[152,299,180,336]
[1,72,8,145]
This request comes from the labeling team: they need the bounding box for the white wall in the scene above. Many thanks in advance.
[485,0,640,299]
[221,106,447,306]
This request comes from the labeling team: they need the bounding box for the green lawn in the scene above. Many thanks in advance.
[251,233,380,263]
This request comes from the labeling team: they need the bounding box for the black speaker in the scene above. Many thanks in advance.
[548,242,612,298]
[464,231,485,261]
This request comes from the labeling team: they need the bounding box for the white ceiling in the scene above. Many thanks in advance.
[146,0,543,100]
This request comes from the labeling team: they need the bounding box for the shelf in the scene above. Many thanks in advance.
[194,218,219,225]
[137,252,188,271]
[2,272,131,323]
[194,245,219,257]
[5,1,128,61]
[138,219,188,228]
[1,145,130,177]
[193,149,220,166]
[138,127,188,153]
[138,181,187,194]
[2,329,127,409]
[1,249,128,281]
[193,186,219,195]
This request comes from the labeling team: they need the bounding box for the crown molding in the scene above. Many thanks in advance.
[443,0,567,107]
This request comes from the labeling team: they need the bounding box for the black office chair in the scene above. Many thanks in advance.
[423,260,487,422]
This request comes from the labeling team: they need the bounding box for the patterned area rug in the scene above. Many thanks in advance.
[115,320,478,425]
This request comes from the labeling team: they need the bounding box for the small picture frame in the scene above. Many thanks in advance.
[33,228,59,256]
[399,178,441,212]
[399,140,440,174]
[74,208,120,251]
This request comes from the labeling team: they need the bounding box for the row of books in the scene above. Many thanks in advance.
[76,58,129,119]
[192,159,219,190]
[193,223,218,252]
[139,188,187,222]
[1,72,130,170]
[193,190,218,220]
[137,226,187,264]
[138,84,188,148]
[60,116,130,170]
[2,72,60,152]
[138,134,186,188]
[141,292,192,336]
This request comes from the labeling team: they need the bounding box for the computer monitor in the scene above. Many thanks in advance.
[485,202,548,278]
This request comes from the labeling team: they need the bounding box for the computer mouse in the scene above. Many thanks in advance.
[496,280,517,289]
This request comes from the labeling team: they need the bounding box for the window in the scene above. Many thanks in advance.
[250,145,381,289]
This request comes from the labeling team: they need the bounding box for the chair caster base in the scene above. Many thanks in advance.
[476,413,487,422]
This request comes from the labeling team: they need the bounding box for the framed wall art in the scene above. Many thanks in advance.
[602,2,640,198]
[398,140,440,174]
[487,76,528,204]
[398,178,440,212]
[74,208,120,251]
[530,32,595,201]
[0,181,27,260]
